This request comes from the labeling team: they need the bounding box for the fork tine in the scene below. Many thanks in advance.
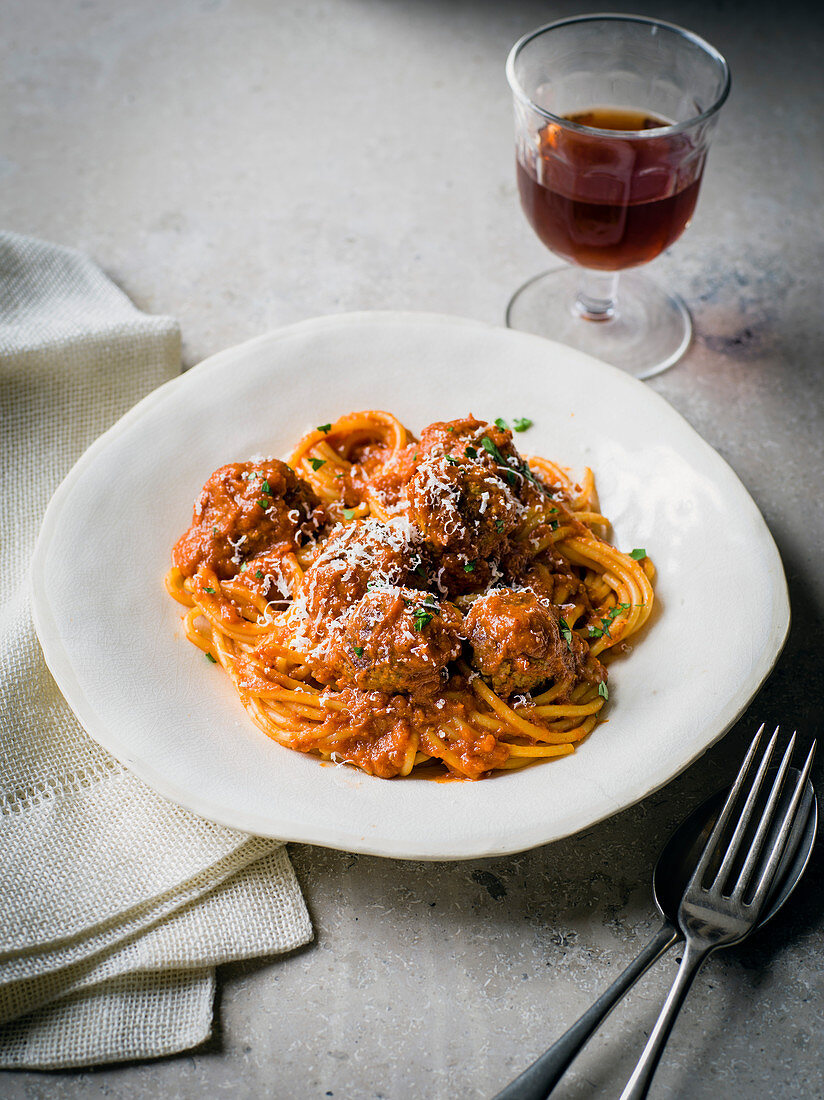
[711,726,780,891]
[686,723,765,891]
[747,740,817,912]
[731,731,796,901]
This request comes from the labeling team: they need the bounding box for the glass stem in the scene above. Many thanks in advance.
[574,269,620,322]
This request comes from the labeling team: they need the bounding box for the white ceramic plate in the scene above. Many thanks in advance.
[32,312,789,859]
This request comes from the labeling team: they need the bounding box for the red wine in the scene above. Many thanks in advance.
[517,107,705,270]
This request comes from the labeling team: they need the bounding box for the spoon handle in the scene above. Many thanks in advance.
[492,921,680,1100]
[618,938,708,1100]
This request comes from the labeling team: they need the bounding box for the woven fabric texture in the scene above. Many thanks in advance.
[0,232,312,1069]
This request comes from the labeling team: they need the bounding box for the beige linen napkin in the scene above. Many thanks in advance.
[0,232,312,1069]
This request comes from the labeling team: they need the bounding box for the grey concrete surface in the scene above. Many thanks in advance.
[2,0,823,1097]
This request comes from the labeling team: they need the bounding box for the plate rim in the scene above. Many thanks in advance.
[31,310,791,859]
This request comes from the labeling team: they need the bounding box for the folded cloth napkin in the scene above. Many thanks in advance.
[0,232,312,1069]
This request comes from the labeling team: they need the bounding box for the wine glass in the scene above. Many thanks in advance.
[506,15,730,379]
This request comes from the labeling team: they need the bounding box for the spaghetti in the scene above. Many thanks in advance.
[166,411,654,779]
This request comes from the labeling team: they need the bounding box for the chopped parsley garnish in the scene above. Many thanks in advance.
[630,548,647,560]
[413,608,434,631]
[444,455,459,466]
[587,602,631,639]
[494,417,508,431]
[495,520,505,532]
[598,681,609,700]
[465,446,477,458]
[353,645,364,657]
[559,618,573,651]
[212,526,218,536]
[204,586,215,594]
[317,423,332,433]
[255,569,263,579]
[446,426,455,433]
[205,652,217,663]
[549,520,559,531]
[257,499,268,509]
[309,458,326,471]
[480,433,543,492]
[513,417,533,432]
[481,435,508,465]
[414,563,427,577]
[463,562,476,573]
[413,451,419,461]
[519,461,542,489]
[343,508,356,520]
[261,479,271,494]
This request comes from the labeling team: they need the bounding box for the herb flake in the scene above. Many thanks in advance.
[481,435,508,465]
[513,417,533,432]
[309,458,326,471]
[630,548,647,560]
[588,602,631,639]
[413,608,434,631]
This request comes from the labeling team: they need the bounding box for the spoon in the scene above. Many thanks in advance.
[493,769,817,1100]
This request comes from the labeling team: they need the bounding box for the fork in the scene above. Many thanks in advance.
[619,726,816,1100]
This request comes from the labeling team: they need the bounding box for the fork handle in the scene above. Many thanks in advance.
[619,939,710,1100]
[492,922,680,1100]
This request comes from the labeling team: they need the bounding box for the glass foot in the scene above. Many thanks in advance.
[506,266,691,380]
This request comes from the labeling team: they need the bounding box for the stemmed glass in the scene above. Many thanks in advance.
[506,15,730,379]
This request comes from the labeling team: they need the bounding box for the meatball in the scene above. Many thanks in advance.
[428,551,497,598]
[406,455,521,560]
[418,416,520,469]
[332,586,463,693]
[173,460,322,579]
[464,587,589,696]
[294,518,421,647]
